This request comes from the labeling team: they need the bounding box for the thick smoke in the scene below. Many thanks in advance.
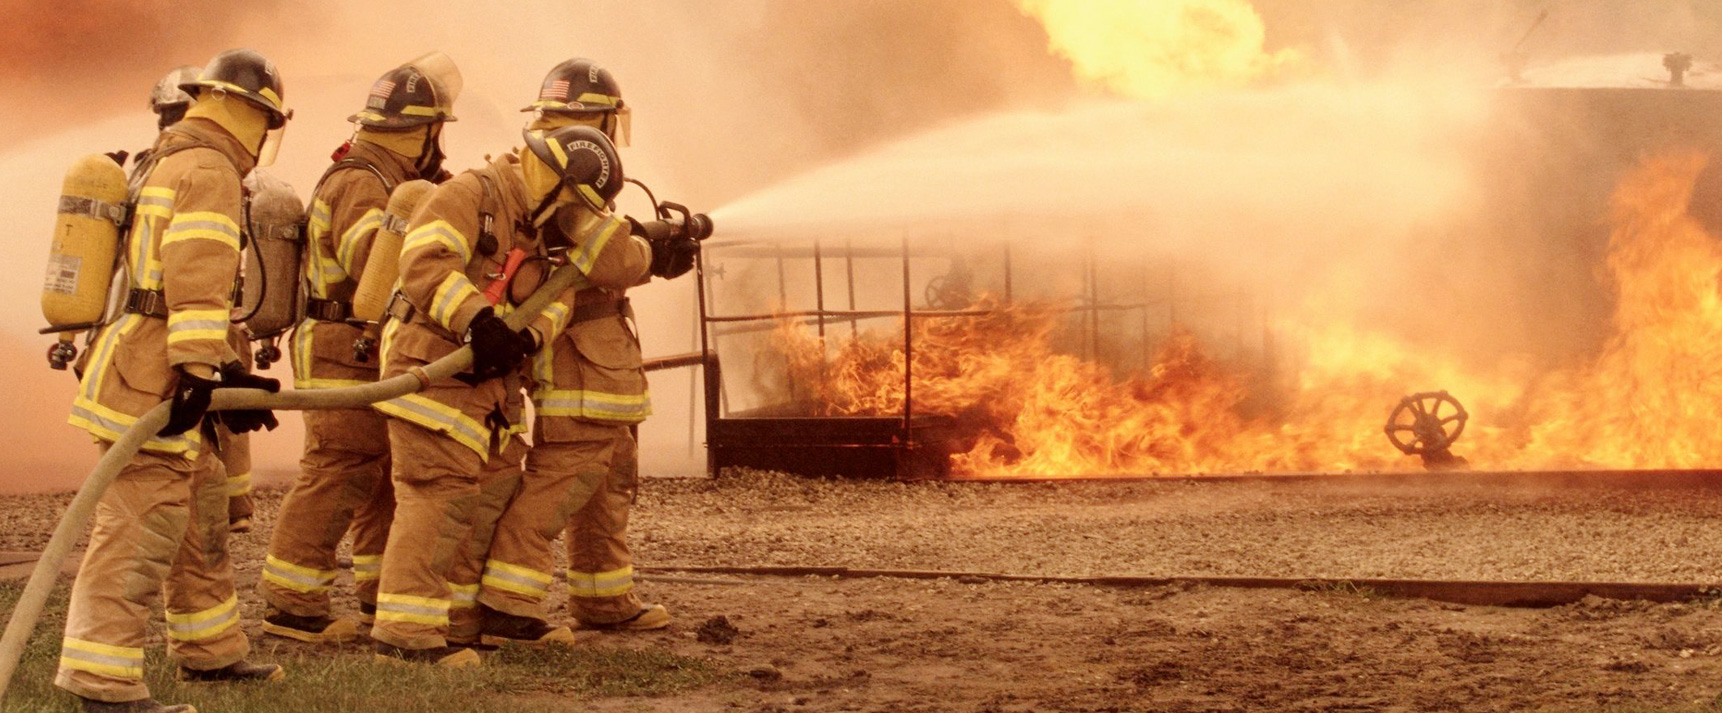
[0,0,1074,490]
[6,1,1722,490]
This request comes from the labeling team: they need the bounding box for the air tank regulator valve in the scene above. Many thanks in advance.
[46,340,78,371]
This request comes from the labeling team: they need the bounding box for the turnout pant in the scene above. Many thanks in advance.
[370,419,493,650]
[476,424,642,623]
[444,437,527,642]
[217,424,253,524]
[259,407,392,616]
[56,447,248,703]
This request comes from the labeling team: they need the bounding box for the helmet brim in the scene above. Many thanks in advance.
[348,112,457,128]
[181,81,291,122]
[519,100,619,114]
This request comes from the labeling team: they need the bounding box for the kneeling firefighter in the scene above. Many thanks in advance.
[365,120,592,666]
[473,59,706,643]
[258,53,462,645]
[55,48,289,713]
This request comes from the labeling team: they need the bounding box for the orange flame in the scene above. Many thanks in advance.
[1011,0,1301,99]
[764,151,1722,477]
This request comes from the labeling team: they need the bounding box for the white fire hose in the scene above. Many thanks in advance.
[0,264,589,702]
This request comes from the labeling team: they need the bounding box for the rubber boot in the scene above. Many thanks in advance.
[577,604,670,631]
[261,610,361,643]
[79,698,197,713]
[373,642,481,668]
[177,660,286,683]
[478,605,576,647]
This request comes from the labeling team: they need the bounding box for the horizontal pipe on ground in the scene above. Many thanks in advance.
[639,565,1718,608]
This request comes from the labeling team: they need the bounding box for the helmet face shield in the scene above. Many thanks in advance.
[610,105,632,148]
[256,126,285,168]
[407,51,463,106]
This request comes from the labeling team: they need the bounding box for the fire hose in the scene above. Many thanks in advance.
[0,263,592,702]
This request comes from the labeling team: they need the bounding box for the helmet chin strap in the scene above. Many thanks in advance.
[529,185,566,228]
[417,124,446,179]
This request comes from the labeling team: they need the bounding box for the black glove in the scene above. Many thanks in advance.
[649,236,699,280]
[161,369,219,437]
[458,308,529,385]
[214,361,280,434]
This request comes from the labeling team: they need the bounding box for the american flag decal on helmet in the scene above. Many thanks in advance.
[371,79,396,99]
[543,79,570,101]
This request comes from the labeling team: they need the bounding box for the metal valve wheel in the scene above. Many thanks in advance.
[1385,391,1468,456]
[923,261,974,310]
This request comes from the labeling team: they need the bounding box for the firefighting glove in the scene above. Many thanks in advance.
[649,236,699,280]
[633,218,699,280]
[161,368,219,437]
[214,361,280,434]
[457,308,530,385]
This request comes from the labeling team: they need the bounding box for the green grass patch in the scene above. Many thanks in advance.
[1,582,721,713]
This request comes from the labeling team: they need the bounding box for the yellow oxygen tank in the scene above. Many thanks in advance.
[350,179,434,362]
[41,155,129,370]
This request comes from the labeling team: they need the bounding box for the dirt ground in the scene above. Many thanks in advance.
[9,470,1722,712]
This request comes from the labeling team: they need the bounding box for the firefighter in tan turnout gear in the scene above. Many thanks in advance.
[156,67,261,535]
[475,60,702,642]
[258,53,462,644]
[118,66,262,536]
[56,48,290,713]
[364,123,599,666]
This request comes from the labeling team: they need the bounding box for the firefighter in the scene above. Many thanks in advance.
[257,53,461,645]
[364,124,603,666]
[474,59,698,642]
[100,66,261,537]
[57,48,289,713]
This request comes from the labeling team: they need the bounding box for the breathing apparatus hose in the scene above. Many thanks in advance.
[0,263,591,702]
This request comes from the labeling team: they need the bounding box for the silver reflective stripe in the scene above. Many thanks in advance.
[167,608,238,638]
[388,397,486,446]
[60,648,143,670]
[264,563,334,588]
[60,647,144,675]
[377,600,447,617]
[164,220,240,238]
[431,278,468,324]
[538,397,649,418]
[168,319,228,333]
[482,567,547,591]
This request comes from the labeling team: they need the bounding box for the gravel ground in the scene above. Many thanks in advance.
[9,470,1722,711]
[631,471,1722,583]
